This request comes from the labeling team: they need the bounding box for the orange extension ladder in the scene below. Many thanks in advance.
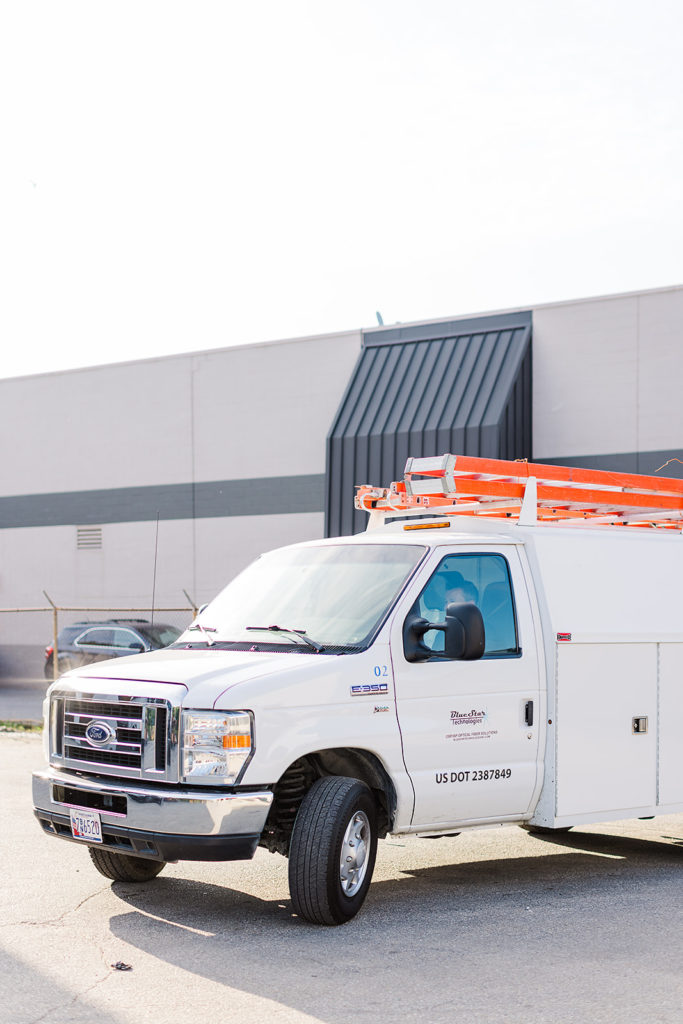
[354,454,683,529]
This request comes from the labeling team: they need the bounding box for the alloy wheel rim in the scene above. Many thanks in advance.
[339,809,370,896]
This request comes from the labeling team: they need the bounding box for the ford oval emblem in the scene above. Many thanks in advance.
[84,720,114,746]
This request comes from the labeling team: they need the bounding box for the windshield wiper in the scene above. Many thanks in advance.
[246,624,324,652]
[188,623,217,646]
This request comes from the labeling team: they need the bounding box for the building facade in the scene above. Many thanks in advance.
[2,284,682,672]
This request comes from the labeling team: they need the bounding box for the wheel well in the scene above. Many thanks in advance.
[259,748,396,856]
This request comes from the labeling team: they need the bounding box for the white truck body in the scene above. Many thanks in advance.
[32,460,683,923]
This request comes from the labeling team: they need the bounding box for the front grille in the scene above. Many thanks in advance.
[67,699,139,718]
[57,695,172,780]
[64,746,141,768]
[155,707,167,770]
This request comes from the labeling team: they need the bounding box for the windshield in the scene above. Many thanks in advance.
[178,543,425,649]
[138,624,182,648]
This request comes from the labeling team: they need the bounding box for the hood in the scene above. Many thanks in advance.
[60,647,332,709]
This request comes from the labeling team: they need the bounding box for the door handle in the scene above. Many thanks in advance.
[524,700,534,727]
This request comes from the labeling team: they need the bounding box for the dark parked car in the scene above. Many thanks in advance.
[44,619,182,679]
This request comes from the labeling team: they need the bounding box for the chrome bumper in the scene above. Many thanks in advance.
[32,767,274,862]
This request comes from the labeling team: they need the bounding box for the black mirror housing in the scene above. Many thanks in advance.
[403,616,434,662]
[403,602,485,663]
[443,602,485,660]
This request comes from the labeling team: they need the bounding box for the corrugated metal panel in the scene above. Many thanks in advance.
[325,312,532,536]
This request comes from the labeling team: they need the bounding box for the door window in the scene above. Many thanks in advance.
[112,628,144,650]
[413,553,519,656]
[75,628,114,647]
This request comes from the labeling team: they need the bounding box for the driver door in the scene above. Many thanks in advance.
[390,545,542,829]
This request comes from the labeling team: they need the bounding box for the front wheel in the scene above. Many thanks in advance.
[88,847,166,882]
[288,776,378,925]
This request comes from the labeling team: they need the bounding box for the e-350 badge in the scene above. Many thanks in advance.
[350,682,389,697]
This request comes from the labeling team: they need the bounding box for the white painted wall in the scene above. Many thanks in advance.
[0,327,360,659]
[637,288,683,453]
[1,356,195,495]
[191,332,361,480]
[532,285,683,459]
[0,328,361,496]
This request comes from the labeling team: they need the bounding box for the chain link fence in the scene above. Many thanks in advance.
[0,592,197,682]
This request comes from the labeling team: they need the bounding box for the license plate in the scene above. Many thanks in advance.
[70,808,103,843]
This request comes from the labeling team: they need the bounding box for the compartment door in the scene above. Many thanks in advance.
[555,643,657,818]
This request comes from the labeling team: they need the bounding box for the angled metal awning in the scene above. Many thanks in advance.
[325,311,532,536]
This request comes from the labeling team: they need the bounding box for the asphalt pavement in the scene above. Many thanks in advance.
[1,733,681,1024]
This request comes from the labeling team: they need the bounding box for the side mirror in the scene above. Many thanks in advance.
[443,602,485,660]
[403,602,485,663]
[128,641,145,652]
[403,616,434,662]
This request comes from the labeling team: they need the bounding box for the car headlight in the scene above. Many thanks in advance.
[181,710,253,784]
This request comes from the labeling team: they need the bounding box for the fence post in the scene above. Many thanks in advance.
[44,591,59,683]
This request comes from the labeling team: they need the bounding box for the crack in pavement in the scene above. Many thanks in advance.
[1,884,111,929]
[27,965,115,1024]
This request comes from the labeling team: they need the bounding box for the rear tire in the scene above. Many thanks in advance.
[88,847,166,882]
[288,776,378,925]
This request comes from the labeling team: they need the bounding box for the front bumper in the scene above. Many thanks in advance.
[33,767,273,863]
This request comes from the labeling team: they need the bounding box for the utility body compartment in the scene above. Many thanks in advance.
[32,455,683,924]
[527,525,683,826]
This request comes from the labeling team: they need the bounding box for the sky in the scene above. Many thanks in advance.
[1,0,682,379]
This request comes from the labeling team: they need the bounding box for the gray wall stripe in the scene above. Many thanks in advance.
[2,450,680,531]
[0,475,325,529]
[535,449,683,479]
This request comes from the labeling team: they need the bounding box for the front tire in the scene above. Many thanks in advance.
[288,776,378,925]
[88,847,166,882]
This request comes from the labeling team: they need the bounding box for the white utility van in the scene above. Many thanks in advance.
[33,455,683,924]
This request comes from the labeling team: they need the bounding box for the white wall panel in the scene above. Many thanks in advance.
[637,289,683,452]
[533,295,639,458]
[191,331,361,481]
[1,357,194,495]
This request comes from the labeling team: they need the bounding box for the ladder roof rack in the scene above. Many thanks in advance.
[354,454,683,530]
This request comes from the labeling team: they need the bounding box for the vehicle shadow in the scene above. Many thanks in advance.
[107,830,682,1024]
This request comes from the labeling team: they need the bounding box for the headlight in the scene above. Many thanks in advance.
[181,710,253,785]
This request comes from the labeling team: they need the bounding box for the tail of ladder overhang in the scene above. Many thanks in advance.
[354,454,683,529]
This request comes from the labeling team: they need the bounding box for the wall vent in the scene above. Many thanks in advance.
[76,526,102,550]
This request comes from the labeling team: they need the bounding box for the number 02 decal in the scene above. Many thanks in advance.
[373,665,388,678]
